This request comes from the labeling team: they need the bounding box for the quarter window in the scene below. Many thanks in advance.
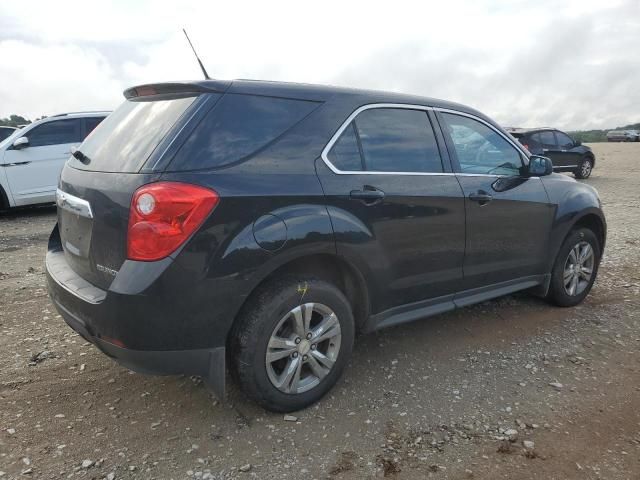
[27,119,82,147]
[441,113,523,176]
[327,108,443,173]
[327,122,363,171]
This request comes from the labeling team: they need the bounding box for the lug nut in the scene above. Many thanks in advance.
[306,333,312,340]
[302,355,308,361]
[294,337,301,344]
[292,352,298,358]
[310,344,316,350]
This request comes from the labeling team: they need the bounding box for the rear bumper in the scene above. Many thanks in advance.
[45,228,227,397]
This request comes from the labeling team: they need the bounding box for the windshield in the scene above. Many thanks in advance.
[68,95,198,172]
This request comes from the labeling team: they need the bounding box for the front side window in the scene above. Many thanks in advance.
[554,131,574,149]
[327,108,443,173]
[441,113,522,176]
[27,119,82,147]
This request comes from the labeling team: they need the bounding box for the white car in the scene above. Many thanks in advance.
[0,112,108,208]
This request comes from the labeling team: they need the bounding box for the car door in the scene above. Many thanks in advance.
[551,131,581,168]
[316,106,465,314]
[1,118,82,205]
[536,130,560,165]
[436,111,553,297]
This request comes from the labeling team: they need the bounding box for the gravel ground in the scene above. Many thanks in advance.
[1,143,639,480]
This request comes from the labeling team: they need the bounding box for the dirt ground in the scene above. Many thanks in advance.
[1,143,639,480]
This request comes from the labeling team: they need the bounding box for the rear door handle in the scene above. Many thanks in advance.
[350,186,385,205]
[469,191,493,205]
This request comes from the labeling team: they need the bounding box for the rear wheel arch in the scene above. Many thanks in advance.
[228,253,370,348]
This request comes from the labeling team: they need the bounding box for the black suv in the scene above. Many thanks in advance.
[507,128,596,179]
[46,80,606,412]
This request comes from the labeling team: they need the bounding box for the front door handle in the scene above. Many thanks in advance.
[469,191,493,205]
[350,186,385,205]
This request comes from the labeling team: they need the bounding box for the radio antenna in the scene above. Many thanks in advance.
[183,28,211,80]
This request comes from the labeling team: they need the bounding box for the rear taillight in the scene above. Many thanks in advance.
[522,144,530,152]
[127,182,219,261]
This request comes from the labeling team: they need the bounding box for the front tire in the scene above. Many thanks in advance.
[546,228,600,307]
[230,276,355,412]
[575,157,593,179]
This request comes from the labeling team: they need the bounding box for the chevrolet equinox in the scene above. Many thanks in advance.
[46,80,606,412]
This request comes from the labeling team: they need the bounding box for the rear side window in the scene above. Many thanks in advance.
[327,108,443,173]
[28,119,82,147]
[170,94,319,171]
[69,95,198,172]
[538,131,556,149]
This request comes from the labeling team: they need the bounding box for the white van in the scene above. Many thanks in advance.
[0,112,108,208]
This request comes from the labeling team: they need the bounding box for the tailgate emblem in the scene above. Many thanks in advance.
[96,264,118,276]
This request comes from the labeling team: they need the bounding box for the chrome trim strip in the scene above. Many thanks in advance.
[56,188,93,219]
[2,161,31,167]
[320,103,529,176]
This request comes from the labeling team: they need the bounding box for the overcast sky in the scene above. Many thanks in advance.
[1,0,638,130]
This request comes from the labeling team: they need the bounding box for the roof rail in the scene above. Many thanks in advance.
[49,111,111,118]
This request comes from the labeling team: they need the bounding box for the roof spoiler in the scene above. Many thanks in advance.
[123,81,231,99]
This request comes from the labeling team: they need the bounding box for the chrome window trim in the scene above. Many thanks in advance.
[56,188,93,219]
[320,103,530,176]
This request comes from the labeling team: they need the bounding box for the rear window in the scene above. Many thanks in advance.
[69,95,198,172]
[168,94,318,171]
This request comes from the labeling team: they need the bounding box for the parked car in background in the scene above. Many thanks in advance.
[0,112,108,209]
[607,130,639,142]
[47,80,606,412]
[507,127,595,179]
[0,126,17,142]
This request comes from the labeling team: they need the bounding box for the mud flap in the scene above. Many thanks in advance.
[204,347,226,400]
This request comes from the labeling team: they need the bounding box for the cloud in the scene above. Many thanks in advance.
[0,0,638,129]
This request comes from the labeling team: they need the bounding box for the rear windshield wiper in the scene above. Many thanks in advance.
[71,147,90,164]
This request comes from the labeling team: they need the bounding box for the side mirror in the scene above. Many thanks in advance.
[574,139,582,146]
[12,136,29,150]
[528,155,553,176]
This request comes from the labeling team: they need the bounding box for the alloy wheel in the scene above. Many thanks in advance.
[581,159,592,178]
[265,302,342,394]
[563,241,594,296]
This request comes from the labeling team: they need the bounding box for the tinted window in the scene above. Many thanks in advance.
[539,131,556,149]
[69,95,198,172]
[171,94,318,171]
[442,113,522,175]
[0,128,15,142]
[528,133,542,150]
[354,108,443,173]
[84,117,105,139]
[327,122,363,171]
[28,119,82,147]
[555,131,574,149]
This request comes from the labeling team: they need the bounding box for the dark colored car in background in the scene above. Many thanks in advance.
[507,128,596,179]
[607,130,640,142]
[0,126,17,142]
[46,80,606,412]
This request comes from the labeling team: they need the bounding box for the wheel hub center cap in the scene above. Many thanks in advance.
[298,339,311,355]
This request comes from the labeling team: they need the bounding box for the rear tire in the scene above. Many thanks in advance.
[546,228,600,307]
[574,157,593,179]
[230,276,355,412]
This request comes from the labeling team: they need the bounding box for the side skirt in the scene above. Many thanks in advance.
[364,274,550,333]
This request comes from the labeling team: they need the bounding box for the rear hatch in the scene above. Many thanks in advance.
[56,87,214,290]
